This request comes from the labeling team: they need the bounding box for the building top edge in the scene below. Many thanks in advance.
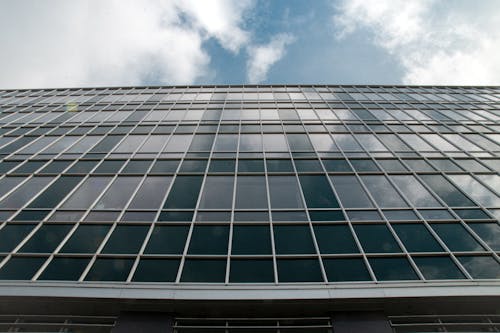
[1,83,500,93]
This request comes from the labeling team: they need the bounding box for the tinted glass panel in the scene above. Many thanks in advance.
[188,225,229,255]
[235,176,268,209]
[0,257,46,280]
[19,224,72,253]
[231,225,272,255]
[392,224,443,252]
[163,176,203,209]
[369,258,419,281]
[277,259,323,282]
[299,175,339,208]
[94,177,142,209]
[101,225,149,254]
[268,176,304,209]
[181,259,226,283]
[354,225,401,253]
[132,259,180,282]
[324,258,371,282]
[38,257,90,281]
[128,176,172,209]
[145,226,189,254]
[230,259,274,283]
[458,256,500,279]
[274,225,316,254]
[198,176,234,209]
[61,225,110,253]
[330,175,373,208]
[413,257,465,280]
[85,258,134,281]
[431,224,485,251]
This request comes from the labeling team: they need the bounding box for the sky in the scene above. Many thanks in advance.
[0,0,499,89]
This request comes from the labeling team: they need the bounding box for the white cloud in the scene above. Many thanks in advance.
[334,0,500,85]
[246,33,295,84]
[0,0,255,89]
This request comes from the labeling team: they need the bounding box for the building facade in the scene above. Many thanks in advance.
[0,85,499,332]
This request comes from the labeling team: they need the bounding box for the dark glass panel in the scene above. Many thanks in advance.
[208,159,235,173]
[132,259,180,282]
[38,257,90,281]
[369,258,419,281]
[361,175,408,207]
[0,177,54,209]
[188,225,229,255]
[144,226,189,254]
[89,135,124,153]
[150,159,180,173]
[163,176,203,209]
[188,134,215,151]
[413,256,465,280]
[14,160,47,173]
[354,225,401,253]
[299,175,339,208]
[431,223,485,251]
[122,160,153,174]
[230,259,274,283]
[198,176,234,209]
[0,257,46,280]
[458,256,500,279]
[0,224,36,252]
[94,177,142,209]
[392,224,443,252]
[27,176,84,209]
[314,225,358,254]
[322,159,353,172]
[181,259,226,283]
[277,259,323,282]
[66,160,98,173]
[377,159,407,172]
[19,224,72,253]
[350,159,379,172]
[128,176,172,209]
[238,159,265,172]
[324,258,372,282]
[85,258,134,281]
[157,211,193,222]
[101,225,149,254]
[468,223,500,251]
[274,225,316,254]
[60,225,110,253]
[231,225,272,255]
[286,134,314,151]
[309,210,345,221]
[268,176,304,209]
[235,176,268,209]
[94,160,126,174]
[61,177,113,209]
[179,159,208,173]
[330,175,373,208]
[266,159,294,172]
[39,160,72,174]
[421,175,475,207]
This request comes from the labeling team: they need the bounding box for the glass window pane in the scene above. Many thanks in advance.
[113,135,147,153]
[324,258,371,282]
[188,134,215,151]
[85,258,134,281]
[457,256,500,279]
[274,225,316,254]
[266,159,294,172]
[448,175,500,207]
[369,258,419,281]
[94,177,142,209]
[420,175,475,207]
[128,176,172,209]
[101,225,149,254]
[299,175,340,208]
[0,177,54,209]
[399,134,434,150]
[231,225,272,255]
[360,175,408,207]
[38,257,90,281]
[431,223,485,251]
[145,226,189,254]
[188,225,229,255]
[239,134,262,151]
[0,257,46,280]
[354,225,401,253]
[413,257,465,280]
[263,134,288,151]
[61,177,113,209]
[309,134,338,151]
[356,134,388,151]
[330,175,373,208]
[314,225,358,254]
[235,176,268,209]
[198,176,234,209]
[230,259,274,283]
[132,259,180,282]
[181,259,226,283]
[392,224,443,252]
[209,159,236,173]
[468,223,500,251]
[19,224,72,253]
[60,225,111,253]
[150,159,180,173]
[268,176,304,209]
[163,134,193,152]
[0,224,36,252]
[391,175,442,207]
[322,159,352,172]
[214,134,238,151]
[287,134,313,151]
[277,259,323,282]
[332,134,362,151]
[163,176,203,209]
[138,135,169,153]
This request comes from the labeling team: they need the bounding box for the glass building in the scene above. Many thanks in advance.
[0,85,499,332]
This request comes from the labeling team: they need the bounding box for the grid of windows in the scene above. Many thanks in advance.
[0,85,499,284]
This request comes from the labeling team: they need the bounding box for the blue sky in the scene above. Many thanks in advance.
[0,0,499,89]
